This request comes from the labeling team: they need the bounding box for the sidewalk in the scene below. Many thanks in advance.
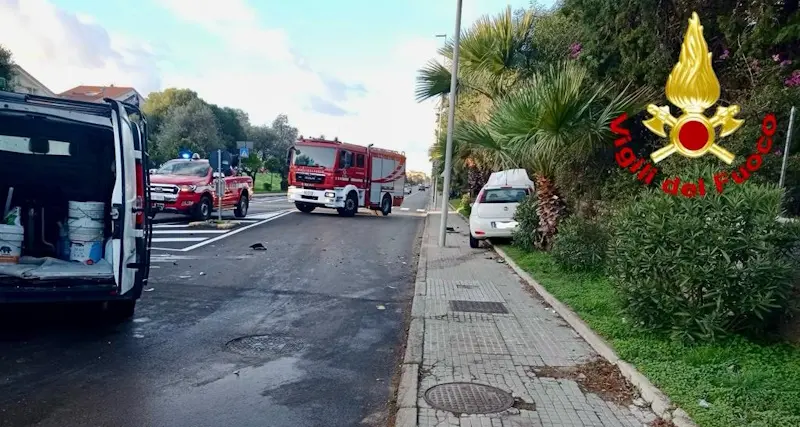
[399,212,659,427]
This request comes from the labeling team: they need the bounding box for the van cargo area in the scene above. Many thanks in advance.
[0,112,116,288]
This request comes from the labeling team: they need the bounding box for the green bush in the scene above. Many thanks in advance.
[262,182,272,191]
[607,183,800,342]
[458,193,472,216]
[551,215,609,272]
[512,195,540,251]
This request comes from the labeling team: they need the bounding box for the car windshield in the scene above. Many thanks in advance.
[156,161,211,177]
[293,146,337,168]
[479,188,529,203]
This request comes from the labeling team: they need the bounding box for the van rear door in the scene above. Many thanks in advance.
[110,103,138,295]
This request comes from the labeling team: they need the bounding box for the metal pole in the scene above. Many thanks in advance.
[217,149,223,221]
[438,0,463,247]
[779,106,796,188]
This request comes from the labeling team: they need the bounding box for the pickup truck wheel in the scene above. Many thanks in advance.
[380,195,392,216]
[194,196,212,221]
[234,193,249,218]
[337,192,358,217]
[295,202,316,213]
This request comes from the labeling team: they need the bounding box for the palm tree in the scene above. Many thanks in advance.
[484,63,653,248]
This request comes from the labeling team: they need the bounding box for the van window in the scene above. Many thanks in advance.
[479,188,529,203]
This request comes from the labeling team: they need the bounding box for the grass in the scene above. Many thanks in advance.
[500,246,800,427]
[449,196,471,216]
[252,172,283,193]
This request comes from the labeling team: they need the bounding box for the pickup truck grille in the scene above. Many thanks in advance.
[150,184,179,194]
[296,173,325,184]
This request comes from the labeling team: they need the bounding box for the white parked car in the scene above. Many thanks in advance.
[404,185,412,194]
[468,169,534,248]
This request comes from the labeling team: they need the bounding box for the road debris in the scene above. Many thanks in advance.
[250,243,267,251]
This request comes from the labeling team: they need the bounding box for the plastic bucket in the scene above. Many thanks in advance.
[67,201,105,265]
[0,224,24,264]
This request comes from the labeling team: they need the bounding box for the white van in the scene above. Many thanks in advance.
[0,92,153,320]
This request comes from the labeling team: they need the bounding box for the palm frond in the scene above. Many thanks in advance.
[415,60,452,101]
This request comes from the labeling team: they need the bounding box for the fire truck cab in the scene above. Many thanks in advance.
[287,138,406,217]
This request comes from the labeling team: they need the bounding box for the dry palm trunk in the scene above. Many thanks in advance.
[534,173,565,250]
[468,167,489,197]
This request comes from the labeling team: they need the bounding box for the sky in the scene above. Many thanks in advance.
[0,0,548,172]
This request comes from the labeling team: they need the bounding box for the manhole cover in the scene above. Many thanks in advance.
[449,300,508,314]
[424,382,514,414]
[225,334,305,357]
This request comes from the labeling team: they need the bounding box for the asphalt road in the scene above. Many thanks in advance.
[0,189,430,427]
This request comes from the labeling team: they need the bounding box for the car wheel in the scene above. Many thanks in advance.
[194,196,212,221]
[380,195,392,216]
[337,192,358,217]
[469,234,480,249]
[234,193,249,218]
[295,202,316,213]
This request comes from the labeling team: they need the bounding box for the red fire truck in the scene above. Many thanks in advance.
[287,138,406,216]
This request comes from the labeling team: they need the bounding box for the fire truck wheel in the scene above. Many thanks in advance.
[295,202,316,213]
[194,196,212,221]
[380,195,392,216]
[337,192,358,217]
[234,193,249,218]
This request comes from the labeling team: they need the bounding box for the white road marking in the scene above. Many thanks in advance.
[178,210,293,252]
[400,208,410,211]
[153,223,192,228]
[247,211,290,220]
[153,229,228,234]
[151,237,207,243]
[416,209,426,212]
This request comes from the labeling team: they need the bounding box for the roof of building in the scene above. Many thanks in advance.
[59,85,139,102]
[10,65,56,96]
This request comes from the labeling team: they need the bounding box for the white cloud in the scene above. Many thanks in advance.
[0,0,441,172]
[0,0,162,94]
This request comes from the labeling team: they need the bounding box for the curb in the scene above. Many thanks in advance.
[492,244,697,427]
[396,212,430,427]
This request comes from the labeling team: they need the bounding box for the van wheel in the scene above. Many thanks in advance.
[106,300,136,322]
[194,196,212,221]
[469,235,480,249]
[234,193,249,218]
[337,192,358,217]
[295,202,316,213]
[380,195,392,216]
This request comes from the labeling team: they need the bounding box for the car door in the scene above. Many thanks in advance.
[110,103,139,295]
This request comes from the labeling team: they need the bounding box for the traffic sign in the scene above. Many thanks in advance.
[239,147,249,158]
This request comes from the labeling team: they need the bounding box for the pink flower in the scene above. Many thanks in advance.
[780,60,792,68]
[786,70,800,87]
[720,49,730,60]
[569,42,582,59]
[773,54,781,62]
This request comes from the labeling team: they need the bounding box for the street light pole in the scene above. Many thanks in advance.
[438,0,463,247]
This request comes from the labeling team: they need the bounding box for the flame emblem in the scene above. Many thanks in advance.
[643,12,743,164]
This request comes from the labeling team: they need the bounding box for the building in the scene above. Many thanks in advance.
[8,65,56,97]
[59,85,143,107]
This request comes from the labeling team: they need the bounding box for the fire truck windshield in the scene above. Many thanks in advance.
[293,145,336,168]
[156,160,211,177]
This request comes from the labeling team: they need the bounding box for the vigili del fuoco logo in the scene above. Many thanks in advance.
[610,12,778,197]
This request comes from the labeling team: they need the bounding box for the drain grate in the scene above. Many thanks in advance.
[225,334,305,357]
[424,382,515,414]
[449,300,508,314]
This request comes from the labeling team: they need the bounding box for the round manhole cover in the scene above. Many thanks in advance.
[225,334,304,357]
[423,382,514,414]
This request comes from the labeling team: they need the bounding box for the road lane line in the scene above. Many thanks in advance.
[178,210,293,252]
[152,237,207,243]
[153,229,228,234]
[400,208,410,211]
[153,223,192,228]
[416,209,426,212]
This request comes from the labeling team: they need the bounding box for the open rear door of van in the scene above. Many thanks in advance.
[109,102,139,296]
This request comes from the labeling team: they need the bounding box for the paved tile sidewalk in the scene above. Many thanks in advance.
[409,212,657,427]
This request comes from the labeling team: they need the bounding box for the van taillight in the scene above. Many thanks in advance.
[135,161,144,227]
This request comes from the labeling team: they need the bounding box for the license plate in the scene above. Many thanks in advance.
[494,221,517,229]
[151,193,165,201]
[303,190,314,196]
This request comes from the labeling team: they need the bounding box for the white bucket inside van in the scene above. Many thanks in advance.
[67,201,105,265]
[0,224,23,264]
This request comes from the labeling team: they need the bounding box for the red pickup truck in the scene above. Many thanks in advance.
[149,158,253,220]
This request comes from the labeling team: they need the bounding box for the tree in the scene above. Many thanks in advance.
[142,88,200,134]
[239,155,263,182]
[209,104,249,152]
[0,45,15,90]
[247,124,279,161]
[153,98,223,162]
[480,63,651,248]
